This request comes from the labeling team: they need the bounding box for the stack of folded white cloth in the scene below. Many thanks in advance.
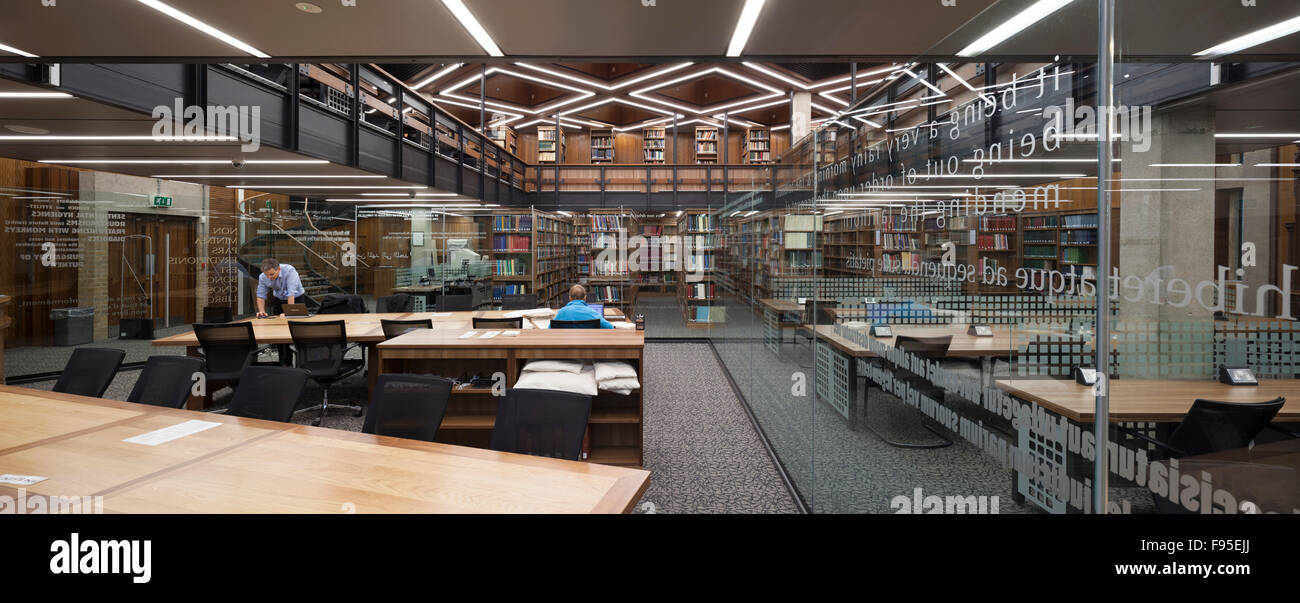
[514,360,597,395]
[594,361,640,395]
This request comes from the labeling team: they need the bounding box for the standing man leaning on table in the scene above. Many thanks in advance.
[255,258,313,318]
[552,284,614,328]
[255,258,314,366]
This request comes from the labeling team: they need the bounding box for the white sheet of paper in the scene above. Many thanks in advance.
[480,330,501,339]
[503,311,525,318]
[431,312,454,318]
[502,330,520,337]
[457,330,478,339]
[122,420,221,446]
[0,474,48,486]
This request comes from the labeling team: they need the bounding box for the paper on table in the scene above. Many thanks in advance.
[503,311,525,318]
[0,474,48,486]
[480,330,501,339]
[502,330,520,337]
[122,420,222,446]
[457,330,478,339]
[430,312,454,318]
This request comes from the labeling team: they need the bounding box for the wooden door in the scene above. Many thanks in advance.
[109,214,197,327]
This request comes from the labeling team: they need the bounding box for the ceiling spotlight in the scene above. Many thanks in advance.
[295,2,323,13]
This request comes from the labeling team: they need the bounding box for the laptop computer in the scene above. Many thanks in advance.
[282,303,310,317]
[588,303,604,317]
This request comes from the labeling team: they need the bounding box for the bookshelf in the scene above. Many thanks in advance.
[694,126,719,164]
[489,211,535,303]
[590,128,615,163]
[537,125,565,164]
[677,209,719,327]
[586,209,636,312]
[630,214,677,294]
[744,126,772,164]
[816,129,837,165]
[533,210,578,307]
[643,126,666,163]
[486,125,517,155]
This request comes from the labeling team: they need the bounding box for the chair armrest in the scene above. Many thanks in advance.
[1116,424,1188,457]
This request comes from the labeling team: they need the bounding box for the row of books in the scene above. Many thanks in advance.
[693,306,725,323]
[1062,247,1094,263]
[492,284,527,298]
[494,259,528,276]
[684,214,712,231]
[590,135,613,148]
[592,149,615,161]
[976,234,1012,251]
[1063,214,1099,228]
[1024,215,1059,229]
[695,129,718,140]
[880,215,918,231]
[494,215,533,231]
[695,142,718,153]
[685,283,717,300]
[685,254,715,271]
[492,235,532,252]
[589,215,624,230]
[644,150,665,161]
[1023,232,1057,244]
[881,252,922,272]
[979,215,1017,232]
[591,286,623,302]
[1063,230,1098,244]
[1025,245,1058,258]
[878,233,920,250]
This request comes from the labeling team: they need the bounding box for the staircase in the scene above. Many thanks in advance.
[236,199,359,305]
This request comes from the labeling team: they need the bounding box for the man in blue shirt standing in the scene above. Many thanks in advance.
[255,258,311,318]
[552,284,614,328]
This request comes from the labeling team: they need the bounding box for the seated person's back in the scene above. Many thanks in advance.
[551,284,614,329]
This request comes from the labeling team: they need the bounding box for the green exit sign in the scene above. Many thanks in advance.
[152,196,172,208]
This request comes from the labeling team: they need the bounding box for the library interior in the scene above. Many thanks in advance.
[0,0,1298,515]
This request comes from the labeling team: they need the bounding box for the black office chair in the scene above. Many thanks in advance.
[490,388,592,460]
[1118,398,1287,459]
[380,318,433,340]
[202,306,233,323]
[362,374,454,442]
[436,294,474,311]
[502,294,539,310]
[550,319,602,329]
[473,316,523,329]
[865,335,954,449]
[287,320,366,426]
[127,356,205,409]
[225,366,311,422]
[376,293,414,313]
[193,322,264,390]
[53,347,126,398]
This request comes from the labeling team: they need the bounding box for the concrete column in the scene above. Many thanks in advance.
[1117,103,1216,324]
[1217,148,1276,308]
[791,91,812,143]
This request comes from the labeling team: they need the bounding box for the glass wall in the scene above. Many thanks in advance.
[708,0,1300,513]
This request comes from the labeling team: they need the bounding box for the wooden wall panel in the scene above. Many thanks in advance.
[0,160,83,347]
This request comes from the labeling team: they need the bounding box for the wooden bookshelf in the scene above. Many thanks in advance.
[816,128,837,165]
[486,125,517,155]
[631,214,677,295]
[744,126,772,164]
[694,126,719,165]
[590,128,615,163]
[677,209,718,327]
[643,126,666,163]
[533,210,578,307]
[489,211,535,303]
[586,209,636,312]
[537,125,565,164]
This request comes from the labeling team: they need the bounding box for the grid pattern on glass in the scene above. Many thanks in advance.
[1214,321,1300,380]
[815,340,852,420]
[1014,333,1094,377]
[1110,321,1217,380]
[1018,417,1068,514]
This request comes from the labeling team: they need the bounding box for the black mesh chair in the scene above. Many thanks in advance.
[490,388,592,460]
[53,347,126,398]
[865,335,954,449]
[193,322,264,390]
[225,366,311,422]
[376,293,414,313]
[1119,398,1287,459]
[436,294,473,311]
[361,374,454,442]
[473,316,523,329]
[502,294,539,310]
[288,320,365,426]
[202,306,233,323]
[380,318,433,340]
[127,356,205,408]
[550,319,602,329]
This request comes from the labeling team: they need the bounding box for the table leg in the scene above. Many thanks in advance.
[849,355,860,432]
[185,345,211,411]
[366,342,379,399]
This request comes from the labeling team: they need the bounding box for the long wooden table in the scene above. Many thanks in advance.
[994,378,1300,423]
[0,385,649,513]
[153,309,626,408]
[377,327,646,467]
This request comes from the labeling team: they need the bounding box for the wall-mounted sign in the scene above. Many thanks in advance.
[152,195,172,208]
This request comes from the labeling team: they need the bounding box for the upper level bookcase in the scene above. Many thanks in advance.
[643,126,666,163]
[694,126,719,164]
[590,129,614,163]
[744,127,772,164]
[537,125,565,164]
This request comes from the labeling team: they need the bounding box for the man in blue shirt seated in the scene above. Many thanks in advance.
[255,258,312,318]
[551,284,614,328]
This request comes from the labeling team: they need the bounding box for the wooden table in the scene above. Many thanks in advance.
[0,385,649,513]
[153,309,626,409]
[994,378,1300,423]
[757,298,830,353]
[377,328,646,467]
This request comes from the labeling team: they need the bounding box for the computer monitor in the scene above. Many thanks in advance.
[588,303,604,317]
